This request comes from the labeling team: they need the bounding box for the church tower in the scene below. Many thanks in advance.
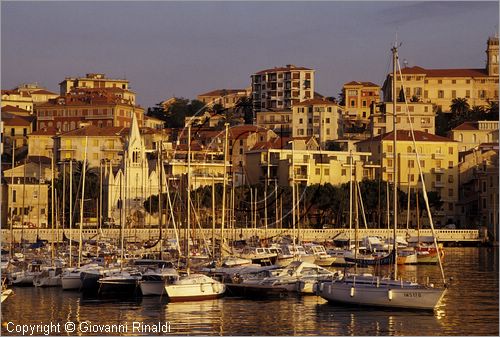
[486,35,499,76]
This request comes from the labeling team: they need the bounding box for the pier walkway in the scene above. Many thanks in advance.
[1,228,484,245]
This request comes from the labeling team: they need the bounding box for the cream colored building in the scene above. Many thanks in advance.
[251,65,315,112]
[356,130,459,221]
[55,126,126,167]
[370,102,435,136]
[1,113,34,156]
[458,144,498,230]
[246,145,377,187]
[2,161,52,228]
[256,110,292,135]
[382,37,499,112]
[59,73,135,102]
[342,81,380,122]
[28,127,58,158]
[1,83,58,113]
[197,88,250,109]
[449,120,499,152]
[292,99,343,146]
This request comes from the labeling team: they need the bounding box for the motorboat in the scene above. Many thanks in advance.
[164,273,225,302]
[8,260,44,286]
[98,269,143,296]
[33,266,63,287]
[303,244,337,266]
[140,267,179,296]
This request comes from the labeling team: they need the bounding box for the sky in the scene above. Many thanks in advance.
[1,1,498,109]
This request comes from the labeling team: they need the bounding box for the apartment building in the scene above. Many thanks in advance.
[370,102,435,136]
[2,112,35,156]
[382,37,499,112]
[251,65,315,113]
[458,144,499,230]
[256,110,292,135]
[342,81,380,121]
[197,88,250,109]
[2,159,52,229]
[292,98,343,146]
[356,130,459,221]
[36,88,144,131]
[449,120,499,152]
[27,127,58,158]
[59,73,134,101]
[246,145,377,187]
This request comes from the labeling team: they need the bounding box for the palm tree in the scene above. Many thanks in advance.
[469,105,486,120]
[235,96,253,124]
[450,97,470,116]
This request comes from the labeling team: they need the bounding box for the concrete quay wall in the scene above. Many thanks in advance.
[1,228,482,244]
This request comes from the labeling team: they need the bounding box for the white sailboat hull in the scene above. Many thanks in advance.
[34,276,62,287]
[318,281,446,310]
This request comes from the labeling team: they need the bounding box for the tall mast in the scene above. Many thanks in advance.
[158,141,163,260]
[221,123,229,255]
[391,44,399,279]
[186,124,191,273]
[69,160,73,268]
[78,137,88,268]
[348,150,353,250]
[291,141,296,250]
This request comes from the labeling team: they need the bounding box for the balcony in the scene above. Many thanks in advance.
[432,153,445,160]
[383,152,394,158]
[433,167,445,174]
[434,181,445,188]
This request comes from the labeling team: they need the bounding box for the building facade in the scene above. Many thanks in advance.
[197,88,250,109]
[292,99,343,146]
[251,65,315,113]
[449,120,499,152]
[370,102,435,136]
[382,37,499,112]
[342,81,380,122]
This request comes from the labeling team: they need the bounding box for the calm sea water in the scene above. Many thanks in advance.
[1,247,498,336]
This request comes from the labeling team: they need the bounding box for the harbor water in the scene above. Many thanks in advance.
[1,247,498,336]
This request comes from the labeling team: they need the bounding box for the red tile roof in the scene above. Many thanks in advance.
[357,130,456,144]
[2,114,33,126]
[452,122,478,131]
[294,98,337,106]
[399,66,488,77]
[59,125,125,137]
[254,65,312,75]
[30,127,59,136]
[32,89,58,95]
[198,89,247,97]
[344,81,380,87]
[250,137,287,151]
[1,105,31,113]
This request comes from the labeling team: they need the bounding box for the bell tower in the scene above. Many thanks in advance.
[486,35,499,76]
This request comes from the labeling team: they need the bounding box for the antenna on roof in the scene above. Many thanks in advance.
[403,59,409,68]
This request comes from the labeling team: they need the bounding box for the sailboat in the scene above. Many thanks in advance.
[318,44,447,310]
[164,124,226,302]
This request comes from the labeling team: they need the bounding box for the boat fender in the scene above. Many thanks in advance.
[388,289,393,300]
[350,286,355,297]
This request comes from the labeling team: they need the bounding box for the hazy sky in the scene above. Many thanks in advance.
[2,1,498,108]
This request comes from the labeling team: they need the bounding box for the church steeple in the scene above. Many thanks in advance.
[486,36,499,76]
[126,111,144,167]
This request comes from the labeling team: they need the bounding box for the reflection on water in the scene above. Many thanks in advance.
[1,248,498,336]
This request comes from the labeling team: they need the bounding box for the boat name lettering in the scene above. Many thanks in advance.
[403,292,422,297]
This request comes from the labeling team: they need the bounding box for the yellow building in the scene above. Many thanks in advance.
[1,83,58,113]
[370,102,435,136]
[382,37,499,112]
[449,120,498,152]
[292,98,344,146]
[342,81,380,122]
[1,113,34,155]
[356,130,459,221]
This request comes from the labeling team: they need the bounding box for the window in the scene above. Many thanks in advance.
[315,168,320,175]
[350,100,355,107]
[420,160,425,168]
[326,118,330,123]
[452,90,456,98]
[388,173,393,181]
[466,90,470,98]
[10,128,15,136]
[12,190,16,203]
[387,145,393,152]
[448,147,453,155]
[362,100,367,107]
[438,90,444,98]
[448,161,454,168]
[448,189,453,197]
[452,79,456,84]
[324,169,330,176]
[387,159,393,167]
[299,118,303,124]
[438,80,442,84]
[341,169,346,176]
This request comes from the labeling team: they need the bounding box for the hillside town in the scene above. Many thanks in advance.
[1,35,498,241]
